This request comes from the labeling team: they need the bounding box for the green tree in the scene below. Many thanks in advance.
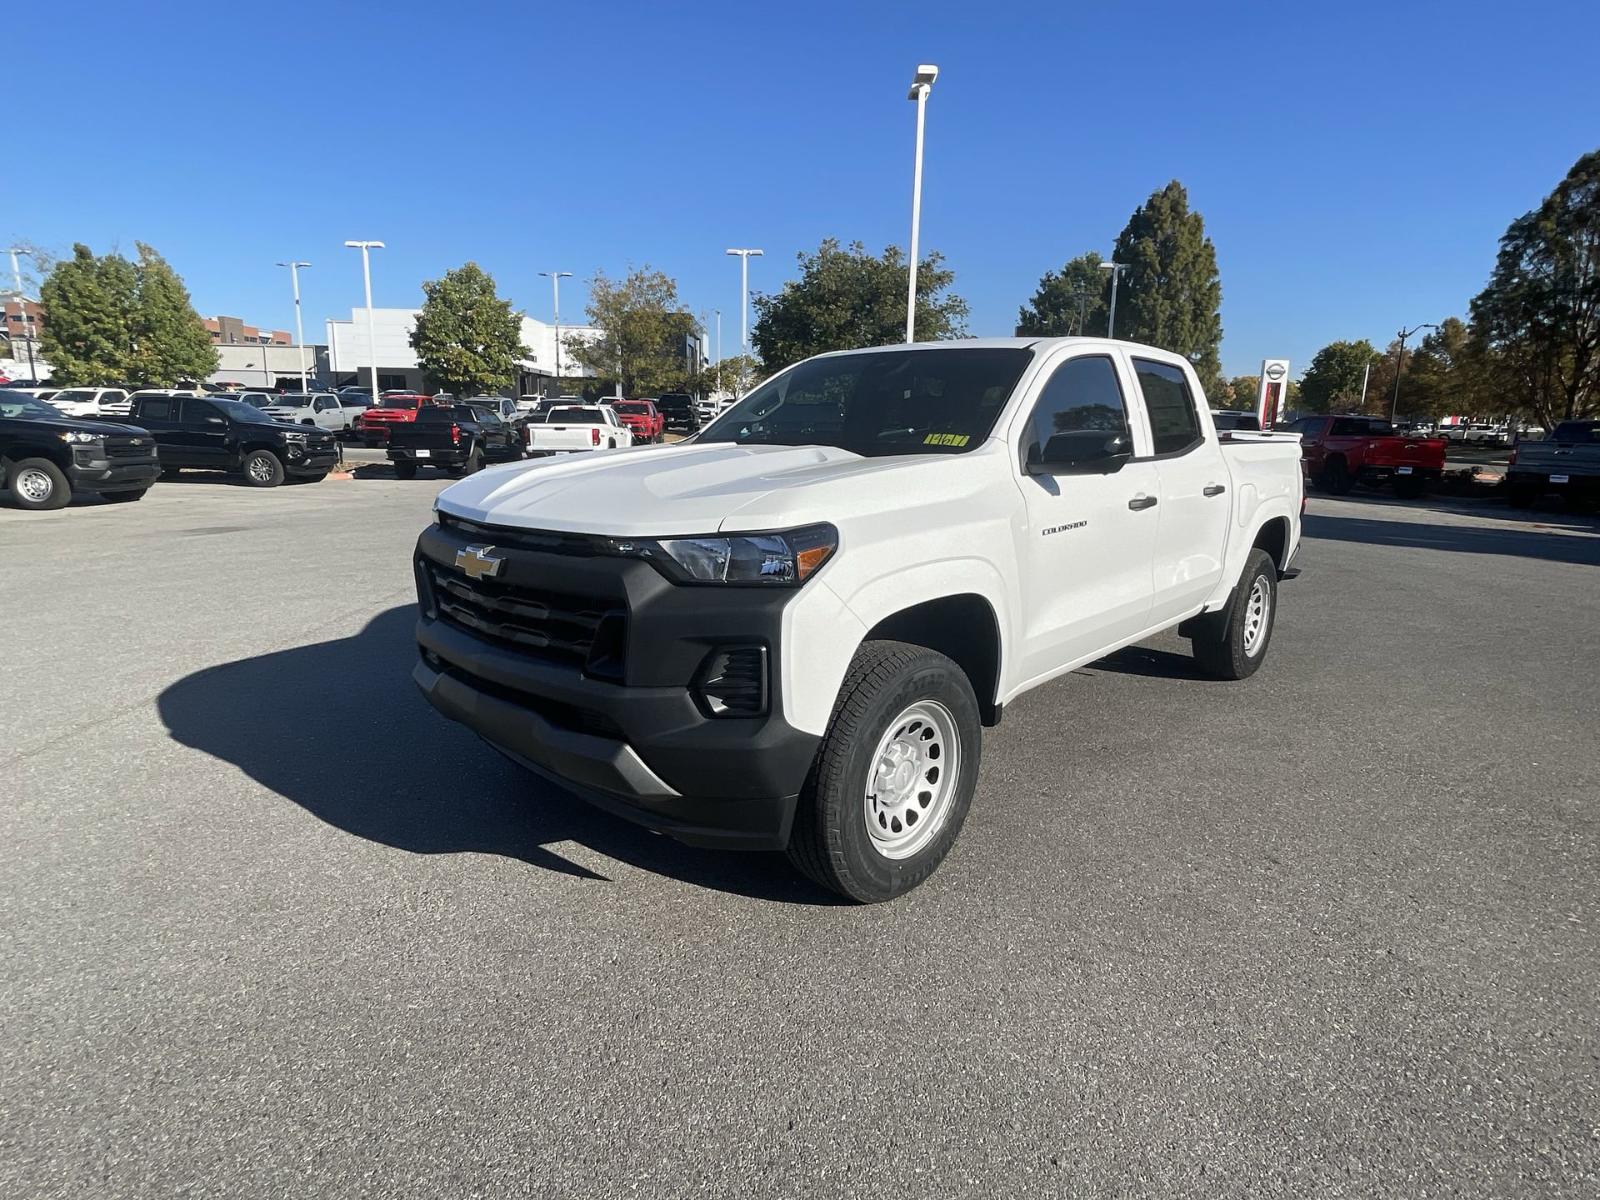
[567,266,700,395]
[1016,252,1107,336]
[751,238,968,372]
[1110,181,1224,391]
[39,244,136,384]
[695,353,763,399]
[1226,375,1260,410]
[129,243,216,386]
[409,262,529,396]
[1298,340,1379,413]
[1468,149,1600,427]
[1395,317,1490,420]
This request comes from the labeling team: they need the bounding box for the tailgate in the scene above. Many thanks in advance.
[530,426,595,449]
[1367,436,1446,469]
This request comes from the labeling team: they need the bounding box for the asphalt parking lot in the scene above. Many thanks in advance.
[3,476,1597,1197]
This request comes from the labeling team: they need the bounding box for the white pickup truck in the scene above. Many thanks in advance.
[411,338,1304,901]
[524,404,635,455]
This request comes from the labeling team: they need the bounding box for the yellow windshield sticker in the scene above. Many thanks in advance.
[922,433,970,447]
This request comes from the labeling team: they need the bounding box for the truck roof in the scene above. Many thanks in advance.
[813,336,1193,363]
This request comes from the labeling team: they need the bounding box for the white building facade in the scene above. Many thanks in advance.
[324,308,602,396]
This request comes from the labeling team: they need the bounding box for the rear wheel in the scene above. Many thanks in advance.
[786,641,982,903]
[6,457,71,510]
[1507,480,1539,508]
[241,449,285,488]
[1191,548,1278,680]
[456,447,483,476]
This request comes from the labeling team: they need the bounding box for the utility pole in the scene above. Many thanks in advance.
[725,249,763,354]
[1099,261,1128,339]
[905,64,939,343]
[276,261,311,392]
[6,247,39,382]
[1069,289,1092,336]
[539,270,572,396]
[1390,322,1437,423]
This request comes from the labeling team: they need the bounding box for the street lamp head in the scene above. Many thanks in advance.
[725,248,764,258]
[276,261,311,269]
[909,64,939,98]
[1098,261,1125,274]
[540,270,573,280]
[343,240,385,250]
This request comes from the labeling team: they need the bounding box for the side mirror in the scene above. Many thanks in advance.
[1026,430,1132,475]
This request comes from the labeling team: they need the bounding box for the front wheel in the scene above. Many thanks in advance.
[1191,548,1278,680]
[786,641,982,903]
[241,449,285,487]
[1321,457,1355,494]
[6,457,71,510]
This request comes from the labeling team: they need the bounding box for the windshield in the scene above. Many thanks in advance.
[0,394,66,420]
[698,347,1032,457]
[380,396,422,410]
[214,399,277,424]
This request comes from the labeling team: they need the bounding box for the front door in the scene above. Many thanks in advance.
[1014,352,1162,681]
[177,397,231,468]
[1127,357,1231,623]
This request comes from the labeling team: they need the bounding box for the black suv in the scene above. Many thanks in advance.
[1,390,160,510]
[128,392,338,487]
[655,393,700,434]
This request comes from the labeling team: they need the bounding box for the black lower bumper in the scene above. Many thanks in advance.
[285,449,338,476]
[1508,469,1598,495]
[68,458,160,493]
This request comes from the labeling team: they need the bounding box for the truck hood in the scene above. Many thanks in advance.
[435,441,975,536]
[9,414,148,438]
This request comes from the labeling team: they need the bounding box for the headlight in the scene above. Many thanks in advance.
[283,431,307,442]
[58,431,103,445]
[612,524,837,586]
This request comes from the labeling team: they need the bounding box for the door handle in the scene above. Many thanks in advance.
[1203,483,1226,496]
[1128,495,1158,511]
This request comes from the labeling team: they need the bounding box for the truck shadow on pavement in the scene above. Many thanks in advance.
[1304,513,1600,566]
[156,606,841,906]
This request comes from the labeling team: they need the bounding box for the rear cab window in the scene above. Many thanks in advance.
[1130,359,1202,456]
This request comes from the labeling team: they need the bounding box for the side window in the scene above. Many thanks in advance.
[1132,359,1202,456]
[1330,417,1363,436]
[139,398,173,420]
[183,399,221,423]
[1024,355,1130,460]
[108,391,126,402]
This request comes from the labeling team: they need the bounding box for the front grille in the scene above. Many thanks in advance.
[425,560,623,672]
[106,438,154,458]
[438,513,604,556]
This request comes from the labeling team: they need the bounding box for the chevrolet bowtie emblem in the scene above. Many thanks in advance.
[455,545,503,580]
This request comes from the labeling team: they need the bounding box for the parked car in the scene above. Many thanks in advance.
[234,391,279,410]
[1210,409,1262,432]
[47,387,131,419]
[1288,414,1448,498]
[5,387,61,407]
[655,392,700,434]
[387,403,524,479]
[355,392,439,446]
[262,391,356,433]
[462,395,529,434]
[410,338,1305,902]
[1505,420,1600,508]
[525,404,635,455]
[611,399,665,443]
[695,395,719,424]
[126,392,338,487]
[0,390,160,510]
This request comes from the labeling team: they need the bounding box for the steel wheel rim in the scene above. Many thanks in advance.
[1243,576,1271,657]
[248,457,272,482]
[864,700,960,860]
[16,467,54,503]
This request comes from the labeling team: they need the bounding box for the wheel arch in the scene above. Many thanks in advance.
[1252,515,1292,574]
[2,441,72,479]
[857,593,1006,727]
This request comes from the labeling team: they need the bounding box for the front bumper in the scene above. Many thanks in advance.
[67,453,160,493]
[284,446,339,475]
[411,519,819,850]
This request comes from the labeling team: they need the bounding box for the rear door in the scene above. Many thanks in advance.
[1128,356,1231,624]
[129,396,186,463]
[1013,350,1162,678]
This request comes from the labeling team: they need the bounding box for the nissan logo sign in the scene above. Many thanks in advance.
[1265,363,1287,380]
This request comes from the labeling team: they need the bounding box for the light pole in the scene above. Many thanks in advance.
[539,270,572,395]
[6,246,38,382]
[276,260,311,392]
[713,309,722,366]
[905,64,939,343]
[1098,261,1128,339]
[725,248,763,355]
[1390,322,1437,422]
[343,240,384,397]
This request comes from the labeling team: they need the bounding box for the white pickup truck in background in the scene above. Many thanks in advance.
[412,338,1304,902]
[524,404,635,455]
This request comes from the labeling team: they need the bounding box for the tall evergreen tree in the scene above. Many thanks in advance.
[39,244,136,384]
[410,262,529,396]
[1016,252,1107,337]
[1110,181,1224,391]
[129,244,216,385]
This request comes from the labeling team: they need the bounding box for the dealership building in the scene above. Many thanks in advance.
[324,308,608,395]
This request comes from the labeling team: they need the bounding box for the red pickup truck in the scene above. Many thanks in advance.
[356,392,440,446]
[1287,414,1448,498]
[610,398,665,444]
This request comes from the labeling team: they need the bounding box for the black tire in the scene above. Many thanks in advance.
[1393,475,1425,500]
[102,488,148,503]
[1321,456,1355,494]
[786,640,983,903]
[241,449,285,488]
[1506,481,1539,508]
[393,460,418,480]
[6,456,71,510]
[460,447,483,475]
[1191,548,1279,680]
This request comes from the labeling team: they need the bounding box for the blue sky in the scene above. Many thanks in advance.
[10,0,1598,377]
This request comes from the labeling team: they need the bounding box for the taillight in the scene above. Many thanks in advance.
[591,428,601,446]
[450,424,461,445]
